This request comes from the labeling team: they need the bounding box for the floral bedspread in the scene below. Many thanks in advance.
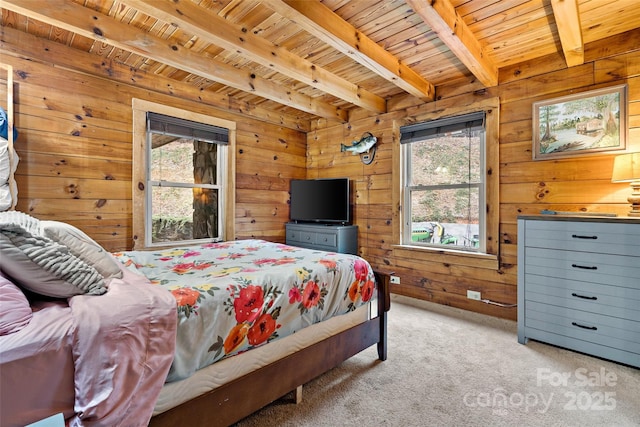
[113,239,375,382]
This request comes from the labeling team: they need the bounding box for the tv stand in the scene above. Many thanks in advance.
[285,223,358,254]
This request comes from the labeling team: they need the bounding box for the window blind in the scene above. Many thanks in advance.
[400,111,485,144]
[147,112,229,144]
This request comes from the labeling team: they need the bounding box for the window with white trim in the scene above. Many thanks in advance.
[400,112,486,252]
[132,98,236,250]
[146,112,229,247]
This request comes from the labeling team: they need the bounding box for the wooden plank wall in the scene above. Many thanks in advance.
[308,29,640,320]
[1,24,638,319]
[0,28,306,252]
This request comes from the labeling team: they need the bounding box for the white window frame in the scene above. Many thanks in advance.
[392,98,500,262]
[132,99,236,250]
[401,113,486,253]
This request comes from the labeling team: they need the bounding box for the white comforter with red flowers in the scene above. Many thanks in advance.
[113,239,375,382]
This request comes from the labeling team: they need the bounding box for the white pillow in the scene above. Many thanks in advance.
[41,221,123,280]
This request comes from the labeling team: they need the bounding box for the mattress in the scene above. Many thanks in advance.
[153,301,374,415]
[114,239,376,382]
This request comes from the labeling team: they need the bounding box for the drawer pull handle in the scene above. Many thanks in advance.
[571,293,597,300]
[571,263,597,270]
[571,234,597,240]
[572,322,597,331]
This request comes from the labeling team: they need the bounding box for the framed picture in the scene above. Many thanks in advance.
[532,84,627,160]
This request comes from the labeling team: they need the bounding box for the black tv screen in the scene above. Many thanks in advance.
[290,178,350,224]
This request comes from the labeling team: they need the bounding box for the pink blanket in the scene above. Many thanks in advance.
[0,300,75,426]
[67,265,177,426]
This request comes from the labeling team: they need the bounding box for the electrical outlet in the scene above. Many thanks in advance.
[467,290,481,300]
[390,275,400,284]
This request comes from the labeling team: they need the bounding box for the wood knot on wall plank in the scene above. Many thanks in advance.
[66,183,79,198]
[536,182,549,199]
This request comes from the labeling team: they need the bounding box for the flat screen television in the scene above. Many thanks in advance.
[289,178,351,224]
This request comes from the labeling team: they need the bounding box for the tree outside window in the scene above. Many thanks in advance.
[149,135,221,244]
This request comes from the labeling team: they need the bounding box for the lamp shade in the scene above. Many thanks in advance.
[612,152,640,183]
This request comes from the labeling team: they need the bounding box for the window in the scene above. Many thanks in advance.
[400,112,486,253]
[132,100,236,249]
[146,113,229,246]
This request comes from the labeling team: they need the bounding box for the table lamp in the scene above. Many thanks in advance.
[612,152,640,217]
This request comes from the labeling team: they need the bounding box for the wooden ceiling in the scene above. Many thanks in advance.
[2,0,640,127]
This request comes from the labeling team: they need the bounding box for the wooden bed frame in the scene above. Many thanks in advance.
[149,270,390,427]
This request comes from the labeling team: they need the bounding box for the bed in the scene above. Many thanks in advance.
[0,211,389,426]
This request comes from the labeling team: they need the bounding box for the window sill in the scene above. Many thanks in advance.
[392,244,499,270]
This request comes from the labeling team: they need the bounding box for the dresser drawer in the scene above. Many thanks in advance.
[525,301,640,352]
[315,232,337,249]
[286,228,301,243]
[524,247,640,289]
[521,329,640,368]
[524,220,640,256]
[299,231,317,245]
[525,274,640,320]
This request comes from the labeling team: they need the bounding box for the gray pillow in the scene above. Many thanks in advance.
[0,212,107,298]
[41,220,123,280]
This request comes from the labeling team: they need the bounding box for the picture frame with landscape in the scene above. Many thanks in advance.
[532,84,627,160]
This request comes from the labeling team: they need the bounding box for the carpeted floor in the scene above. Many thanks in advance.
[235,294,639,427]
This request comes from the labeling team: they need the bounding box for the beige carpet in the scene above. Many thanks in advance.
[235,294,639,427]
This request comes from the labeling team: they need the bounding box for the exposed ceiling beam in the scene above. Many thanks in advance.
[551,0,584,67]
[266,0,435,102]
[0,25,310,131]
[1,0,348,122]
[122,0,386,114]
[405,0,498,87]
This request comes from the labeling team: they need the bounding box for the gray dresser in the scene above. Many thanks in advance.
[517,215,640,367]
[285,222,358,254]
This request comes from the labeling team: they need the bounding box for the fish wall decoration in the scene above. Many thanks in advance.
[341,132,377,164]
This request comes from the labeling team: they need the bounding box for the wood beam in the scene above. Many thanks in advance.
[0,25,310,131]
[1,0,347,122]
[266,0,435,102]
[405,0,498,87]
[123,0,386,114]
[551,0,584,67]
